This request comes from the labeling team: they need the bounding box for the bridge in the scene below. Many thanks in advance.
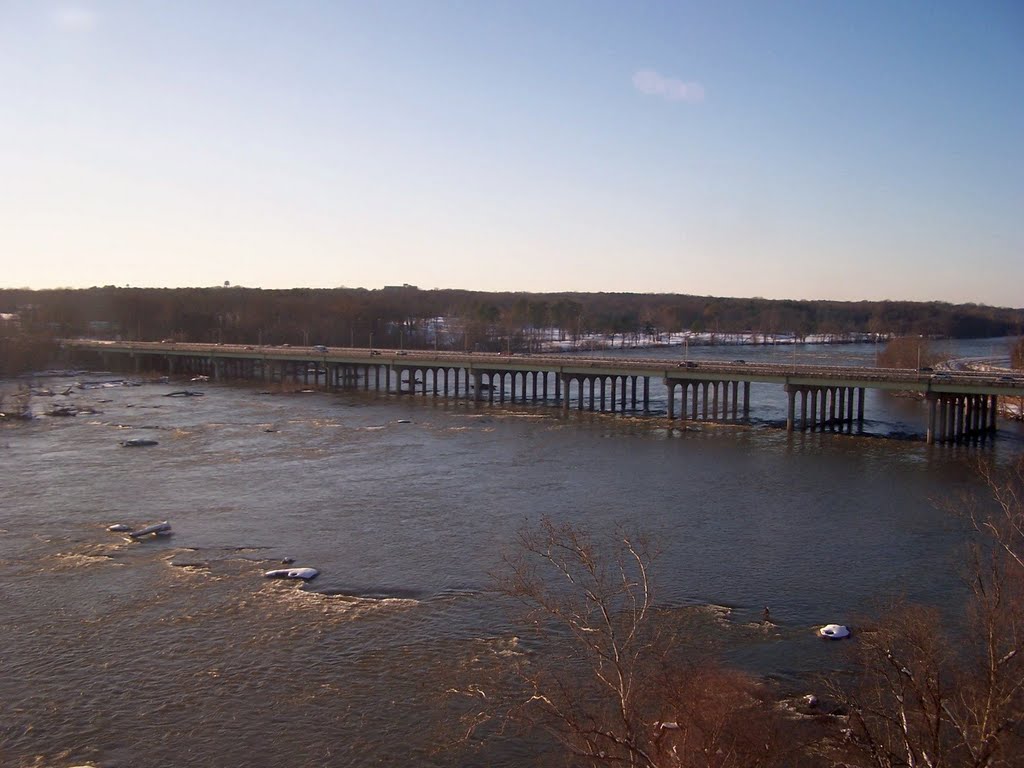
[62,339,1024,445]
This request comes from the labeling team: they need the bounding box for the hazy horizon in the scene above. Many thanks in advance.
[2,2,1021,305]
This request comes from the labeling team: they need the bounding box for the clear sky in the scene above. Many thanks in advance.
[2,1,1022,305]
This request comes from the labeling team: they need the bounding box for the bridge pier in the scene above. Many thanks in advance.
[788,384,861,433]
[926,392,1000,444]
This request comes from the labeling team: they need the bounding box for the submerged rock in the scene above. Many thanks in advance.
[129,521,172,538]
[120,438,159,447]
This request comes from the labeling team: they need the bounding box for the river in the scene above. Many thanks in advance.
[1,339,1021,767]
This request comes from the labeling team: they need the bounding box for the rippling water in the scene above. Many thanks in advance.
[2,340,1021,767]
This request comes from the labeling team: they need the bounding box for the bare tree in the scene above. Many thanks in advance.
[830,458,1024,768]
[448,519,812,767]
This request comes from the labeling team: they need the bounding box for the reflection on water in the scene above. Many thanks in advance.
[1,345,1020,766]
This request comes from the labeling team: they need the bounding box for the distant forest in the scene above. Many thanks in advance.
[1,286,1022,352]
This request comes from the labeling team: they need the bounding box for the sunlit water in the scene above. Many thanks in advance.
[2,339,1021,767]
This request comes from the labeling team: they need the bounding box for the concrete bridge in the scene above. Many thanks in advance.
[63,339,1024,445]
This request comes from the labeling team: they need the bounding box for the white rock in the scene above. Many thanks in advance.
[264,567,319,580]
[818,624,851,640]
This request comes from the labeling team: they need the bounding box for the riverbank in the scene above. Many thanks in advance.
[535,330,889,353]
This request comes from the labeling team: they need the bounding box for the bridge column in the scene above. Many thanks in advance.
[559,374,568,411]
[856,388,865,430]
[588,378,596,411]
[643,377,650,411]
[989,395,998,433]
[700,382,708,419]
[836,387,846,430]
[678,383,687,421]
[711,382,720,420]
[926,394,938,444]
[665,381,675,420]
[473,371,483,402]
[809,389,818,430]
[622,376,629,410]
[941,396,951,443]
[599,377,607,412]
[743,382,750,419]
[786,385,796,432]
[609,377,617,413]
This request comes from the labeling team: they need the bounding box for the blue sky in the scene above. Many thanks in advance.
[2,1,1022,305]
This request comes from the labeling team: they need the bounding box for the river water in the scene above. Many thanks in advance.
[2,339,1022,767]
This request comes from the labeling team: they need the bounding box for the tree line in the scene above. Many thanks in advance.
[1,286,1022,353]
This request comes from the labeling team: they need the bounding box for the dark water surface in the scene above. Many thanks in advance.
[2,340,1022,767]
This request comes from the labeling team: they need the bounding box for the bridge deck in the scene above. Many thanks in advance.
[64,339,1024,397]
